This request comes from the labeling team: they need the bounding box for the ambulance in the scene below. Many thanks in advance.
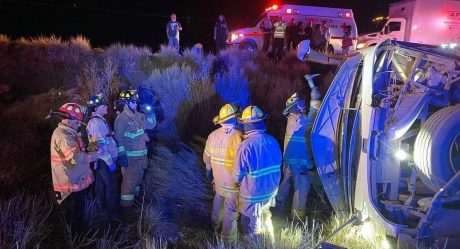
[358,0,460,49]
[227,4,358,54]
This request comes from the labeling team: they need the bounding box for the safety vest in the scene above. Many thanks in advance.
[204,125,243,197]
[273,21,287,39]
[50,123,94,204]
[114,106,156,158]
[234,130,282,203]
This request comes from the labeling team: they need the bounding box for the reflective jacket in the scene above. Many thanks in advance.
[203,125,243,197]
[50,123,94,204]
[283,113,312,173]
[273,21,287,39]
[234,130,282,203]
[114,106,156,158]
[87,114,118,166]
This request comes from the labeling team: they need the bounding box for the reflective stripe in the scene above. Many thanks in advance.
[124,129,145,139]
[118,146,126,153]
[216,183,238,193]
[126,149,148,157]
[204,148,211,157]
[284,159,309,165]
[53,174,94,192]
[248,165,281,178]
[284,135,306,143]
[121,194,135,201]
[210,157,234,166]
[97,138,107,145]
[240,189,278,203]
[100,154,112,162]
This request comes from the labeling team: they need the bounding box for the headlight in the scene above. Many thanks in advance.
[231,33,238,41]
[357,43,366,49]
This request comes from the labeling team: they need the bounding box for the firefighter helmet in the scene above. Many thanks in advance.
[239,105,268,124]
[213,104,241,124]
[119,90,138,102]
[59,103,84,121]
[86,94,107,108]
[283,93,306,115]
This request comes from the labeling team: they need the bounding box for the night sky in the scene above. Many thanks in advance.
[0,0,398,50]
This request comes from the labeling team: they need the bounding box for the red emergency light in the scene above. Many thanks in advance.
[265,4,279,11]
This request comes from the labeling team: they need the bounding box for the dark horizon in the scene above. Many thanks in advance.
[0,0,397,50]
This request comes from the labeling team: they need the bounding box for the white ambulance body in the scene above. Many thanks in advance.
[358,0,460,49]
[228,4,358,54]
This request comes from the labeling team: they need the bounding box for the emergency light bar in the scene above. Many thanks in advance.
[338,12,353,18]
[265,4,279,11]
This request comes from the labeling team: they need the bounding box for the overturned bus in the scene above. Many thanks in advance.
[299,39,460,248]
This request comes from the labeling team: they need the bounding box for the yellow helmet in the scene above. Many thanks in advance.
[283,93,305,115]
[239,105,268,124]
[213,104,241,124]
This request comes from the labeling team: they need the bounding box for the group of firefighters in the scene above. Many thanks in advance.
[50,90,155,231]
[204,82,322,244]
[50,76,321,243]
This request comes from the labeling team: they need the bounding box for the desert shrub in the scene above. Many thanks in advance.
[0,90,68,195]
[0,193,52,249]
[103,43,151,88]
[144,65,192,139]
[72,54,121,105]
[0,35,91,98]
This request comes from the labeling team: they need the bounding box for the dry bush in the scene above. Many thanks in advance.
[144,65,193,139]
[0,193,52,249]
[143,144,212,215]
[103,43,151,88]
[0,90,68,195]
[0,35,91,97]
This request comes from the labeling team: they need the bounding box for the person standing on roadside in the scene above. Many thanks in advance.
[166,13,183,52]
[214,14,229,53]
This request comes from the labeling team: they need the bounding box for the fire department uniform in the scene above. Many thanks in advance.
[51,121,94,232]
[272,20,287,60]
[115,106,156,208]
[276,112,312,220]
[233,106,282,245]
[203,123,243,240]
[87,113,119,218]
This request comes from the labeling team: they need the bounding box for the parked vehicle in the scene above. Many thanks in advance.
[358,0,460,49]
[228,4,358,54]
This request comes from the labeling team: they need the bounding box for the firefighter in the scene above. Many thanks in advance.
[114,90,156,212]
[214,14,229,53]
[86,94,119,220]
[259,15,272,53]
[275,93,312,221]
[50,103,95,232]
[271,16,287,61]
[203,104,243,241]
[233,106,282,245]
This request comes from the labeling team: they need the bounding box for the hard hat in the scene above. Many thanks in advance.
[119,90,138,102]
[239,105,268,124]
[59,103,85,121]
[213,103,240,124]
[86,94,107,108]
[283,93,306,115]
